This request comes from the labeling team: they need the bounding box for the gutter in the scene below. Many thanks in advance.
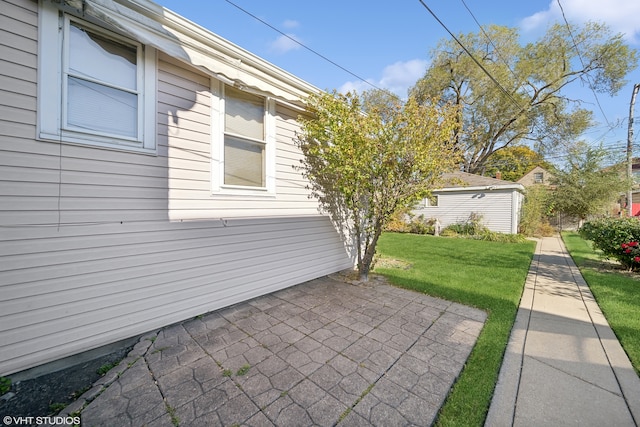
[434,184,526,193]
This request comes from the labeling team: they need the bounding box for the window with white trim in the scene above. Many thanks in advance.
[423,195,439,207]
[211,81,275,194]
[533,172,544,183]
[38,2,156,152]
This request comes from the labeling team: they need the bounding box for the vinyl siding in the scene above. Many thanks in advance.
[414,189,520,234]
[0,0,351,375]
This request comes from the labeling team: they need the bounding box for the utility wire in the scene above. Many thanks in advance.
[417,0,571,161]
[419,0,628,166]
[459,0,534,98]
[556,0,613,128]
[417,0,524,112]
[223,0,383,91]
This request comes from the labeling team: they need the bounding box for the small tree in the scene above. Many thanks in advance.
[296,90,459,281]
[519,185,554,237]
[552,143,630,227]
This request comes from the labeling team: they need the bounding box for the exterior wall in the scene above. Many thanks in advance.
[0,0,351,375]
[414,189,521,234]
[518,166,554,187]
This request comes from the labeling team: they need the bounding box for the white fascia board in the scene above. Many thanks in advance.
[434,184,526,193]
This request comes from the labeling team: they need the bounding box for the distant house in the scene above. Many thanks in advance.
[413,172,525,234]
[517,166,555,187]
[0,0,353,375]
[627,158,640,215]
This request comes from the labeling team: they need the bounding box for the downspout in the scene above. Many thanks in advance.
[511,190,522,234]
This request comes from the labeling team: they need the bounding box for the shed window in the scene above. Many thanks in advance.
[424,195,439,207]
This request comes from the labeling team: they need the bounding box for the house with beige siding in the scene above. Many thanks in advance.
[0,0,353,375]
[413,172,525,234]
[517,166,555,187]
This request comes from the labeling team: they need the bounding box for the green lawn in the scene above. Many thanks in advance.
[374,233,535,426]
[562,232,640,376]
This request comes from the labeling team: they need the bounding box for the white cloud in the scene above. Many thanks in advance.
[521,0,640,43]
[267,20,302,54]
[282,19,300,29]
[268,33,302,54]
[380,59,430,95]
[339,79,377,95]
[339,58,429,98]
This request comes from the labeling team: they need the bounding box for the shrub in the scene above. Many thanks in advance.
[579,217,640,270]
[536,221,557,237]
[617,241,640,270]
[520,186,555,237]
[472,230,526,243]
[384,209,436,235]
[407,215,436,235]
[443,212,485,236]
[385,209,412,233]
[442,213,525,243]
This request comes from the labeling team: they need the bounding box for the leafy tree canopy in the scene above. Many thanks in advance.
[484,145,552,181]
[296,90,459,280]
[552,142,630,224]
[411,23,637,174]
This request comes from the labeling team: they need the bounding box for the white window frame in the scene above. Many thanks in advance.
[37,1,157,153]
[210,80,276,196]
[423,194,439,207]
[533,172,544,183]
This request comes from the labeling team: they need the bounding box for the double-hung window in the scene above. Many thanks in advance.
[212,82,275,194]
[38,2,156,152]
[224,86,266,187]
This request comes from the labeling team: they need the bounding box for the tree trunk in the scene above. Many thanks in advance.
[357,226,383,282]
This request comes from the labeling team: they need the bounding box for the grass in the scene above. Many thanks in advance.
[235,364,251,376]
[165,402,179,426]
[96,362,118,376]
[49,402,67,414]
[0,376,11,395]
[562,231,640,375]
[374,232,535,426]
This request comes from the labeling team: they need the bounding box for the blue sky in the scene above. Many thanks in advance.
[156,0,640,159]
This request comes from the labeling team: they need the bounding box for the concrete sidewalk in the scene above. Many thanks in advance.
[486,236,640,427]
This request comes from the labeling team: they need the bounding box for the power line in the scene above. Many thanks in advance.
[222,0,383,91]
[419,0,631,167]
[417,0,525,113]
[417,0,575,163]
[459,0,533,98]
[556,0,613,128]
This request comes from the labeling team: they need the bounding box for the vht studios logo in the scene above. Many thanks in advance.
[3,416,81,426]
